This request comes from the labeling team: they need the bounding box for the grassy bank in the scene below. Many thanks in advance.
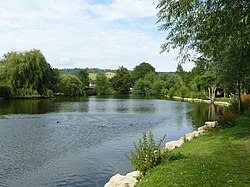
[137,116,250,187]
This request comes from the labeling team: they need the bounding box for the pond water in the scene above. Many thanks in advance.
[0,96,216,187]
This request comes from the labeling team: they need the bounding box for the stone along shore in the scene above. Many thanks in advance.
[104,121,218,187]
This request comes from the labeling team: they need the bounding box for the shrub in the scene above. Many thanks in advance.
[169,152,187,161]
[217,112,237,128]
[229,95,240,113]
[127,132,166,175]
[0,85,12,98]
[241,94,250,112]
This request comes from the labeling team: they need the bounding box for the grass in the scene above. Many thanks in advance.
[215,97,230,102]
[88,72,116,80]
[136,116,250,187]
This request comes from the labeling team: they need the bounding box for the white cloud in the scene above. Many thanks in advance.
[89,0,157,21]
[0,0,194,72]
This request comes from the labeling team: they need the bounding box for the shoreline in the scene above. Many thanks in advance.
[104,121,218,187]
[171,96,230,106]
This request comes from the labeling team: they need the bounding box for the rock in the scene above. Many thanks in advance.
[104,171,141,187]
[165,137,185,151]
[205,121,217,128]
[193,131,199,137]
[198,125,208,131]
[184,132,195,141]
[126,171,141,178]
[165,141,178,151]
[203,100,212,103]
[198,129,205,134]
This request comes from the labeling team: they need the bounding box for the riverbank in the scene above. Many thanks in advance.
[137,116,250,187]
[171,96,230,106]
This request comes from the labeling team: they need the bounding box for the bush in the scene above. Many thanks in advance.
[169,152,186,161]
[229,95,240,113]
[241,94,250,112]
[0,85,12,98]
[217,112,237,128]
[127,132,166,175]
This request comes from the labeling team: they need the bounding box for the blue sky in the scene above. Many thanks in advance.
[0,0,194,71]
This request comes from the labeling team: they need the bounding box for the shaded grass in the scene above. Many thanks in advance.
[137,116,250,187]
[215,97,230,102]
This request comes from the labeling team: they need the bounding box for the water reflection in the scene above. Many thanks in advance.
[0,97,216,187]
[187,103,218,127]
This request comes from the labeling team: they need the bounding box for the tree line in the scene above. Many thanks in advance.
[157,0,250,110]
[0,49,249,101]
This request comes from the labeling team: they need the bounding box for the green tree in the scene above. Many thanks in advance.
[50,68,60,93]
[78,69,89,88]
[0,49,54,97]
[94,73,114,95]
[131,62,156,83]
[111,66,132,94]
[157,0,250,110]
[132,78,151,95]
[57,74,83,96]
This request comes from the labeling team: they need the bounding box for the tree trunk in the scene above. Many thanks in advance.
[238,80,242,113]
[208,87,211,101]
[209,87,216,103]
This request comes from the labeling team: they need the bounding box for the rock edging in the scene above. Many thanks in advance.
[104,121,217,187]
[104,171,141,187]
[165,121,217,151]
[172,96,229,106]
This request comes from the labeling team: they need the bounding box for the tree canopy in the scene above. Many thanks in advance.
[131,62,156,83]
[111,66,132,94]
[0,49,54,97]
[157,0,250,108]
[58,74,83,97]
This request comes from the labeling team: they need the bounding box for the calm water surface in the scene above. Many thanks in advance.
[0,96,215,187]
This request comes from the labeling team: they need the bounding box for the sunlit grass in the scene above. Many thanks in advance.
[88,72,115,80]
[137,116,250,187]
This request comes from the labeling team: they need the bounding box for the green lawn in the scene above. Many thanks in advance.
[88,72,115,80]
[137,116,250,187]
[215,97,230,102]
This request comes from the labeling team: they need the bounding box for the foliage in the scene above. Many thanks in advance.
[78,69,89,88]
[131,62,156,83]
[0,85,12,99]
[229,95,241,114]
[157,0,250,109]
[217,112,237,128]
[0,49,54,97]
[137,116,250,187]
[110,66,132,94]
[132,79,151,95]
[57,74,83,96]
[127,132,166,175]
[94,74,114,95]
[241,94,250,112]
[169,152,186,161]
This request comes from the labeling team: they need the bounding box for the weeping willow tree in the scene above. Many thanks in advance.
[157,0,250,110]
[0,49,54,98]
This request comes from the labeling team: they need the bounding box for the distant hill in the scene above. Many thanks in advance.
[157,72,175,75]
[59,68,116,80]
[59,68,116,76]
[59,68,174,80]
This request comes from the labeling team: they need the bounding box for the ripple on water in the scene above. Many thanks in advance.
[0,98,212,186]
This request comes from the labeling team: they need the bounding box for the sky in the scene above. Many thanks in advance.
[0,0,194,72]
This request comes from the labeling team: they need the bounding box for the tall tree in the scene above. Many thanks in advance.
[94,74,114,95]
[157,0,250,110]
[131,62,156,83]
[58,74,83,96]
[111,66,132,94]
[0,49,54,97]
[78,69,89,88]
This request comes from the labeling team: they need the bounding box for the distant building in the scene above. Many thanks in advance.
[89,80,96,88]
